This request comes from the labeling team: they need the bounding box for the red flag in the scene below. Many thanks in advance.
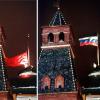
[5,51,28,67]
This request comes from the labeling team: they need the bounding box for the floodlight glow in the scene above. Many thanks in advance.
[19,71,36,79]
[88,71,100,77]
[93,63,97,68]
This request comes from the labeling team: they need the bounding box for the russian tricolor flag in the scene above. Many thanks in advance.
[79,36,98,46]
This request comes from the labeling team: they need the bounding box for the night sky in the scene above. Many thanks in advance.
[38,0,100,86]
[0,0,36,86]
[1,0,100,88]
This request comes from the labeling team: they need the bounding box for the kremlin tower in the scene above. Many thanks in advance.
[38,5,79,100]
[0,26,11,100]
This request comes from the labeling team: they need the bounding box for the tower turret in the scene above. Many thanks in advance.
[38,5,79,100]
[0,26,11,99]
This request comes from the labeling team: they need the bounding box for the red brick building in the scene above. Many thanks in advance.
[38,7,80,100]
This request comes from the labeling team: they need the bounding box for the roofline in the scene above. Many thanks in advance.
[41,44,70,49]
[41,24,71,28]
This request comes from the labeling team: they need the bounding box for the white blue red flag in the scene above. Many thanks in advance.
[79,36,98,46]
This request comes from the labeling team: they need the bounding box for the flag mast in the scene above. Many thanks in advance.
[27,34,30,67]
[18,33,37,78]
[97,33,99,66]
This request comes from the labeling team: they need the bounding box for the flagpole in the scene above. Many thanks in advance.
[27,34,30,66]
[97,33,99,66]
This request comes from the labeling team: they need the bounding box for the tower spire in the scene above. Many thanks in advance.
[56,0,61,10]
[49,0,67,26]
[0,26,6,46]
[0,26,7,91]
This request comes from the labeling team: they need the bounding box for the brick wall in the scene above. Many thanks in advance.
[0,92,12,100]
[39,92,79,100]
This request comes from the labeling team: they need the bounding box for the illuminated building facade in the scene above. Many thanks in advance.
[38,8,79,100]
[0,27,11,100]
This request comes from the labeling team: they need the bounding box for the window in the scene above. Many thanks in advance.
[48,33,54,42]
[41,76,50,89]
[55,75,64,88]
[59,32,64,42]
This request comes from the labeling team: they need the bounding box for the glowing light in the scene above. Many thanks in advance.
[41,44,70,49]
[19,71,36,79]
[57,7,60,10]
[16,86,36,89]
[88,71,100,77]
[93,63,97,68]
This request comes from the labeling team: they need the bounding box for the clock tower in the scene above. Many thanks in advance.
[38,7,79,100]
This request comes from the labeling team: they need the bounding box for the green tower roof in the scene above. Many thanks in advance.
[49,9,67,26]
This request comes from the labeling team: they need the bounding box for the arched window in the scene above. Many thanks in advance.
[59,32,64,42]
[48,33,54,42]
[41,76,50,90]
[55,75,64,88]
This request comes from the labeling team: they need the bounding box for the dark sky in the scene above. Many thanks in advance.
[0,0,36,82]
[0,0,36,63]
[38,0,100,86]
